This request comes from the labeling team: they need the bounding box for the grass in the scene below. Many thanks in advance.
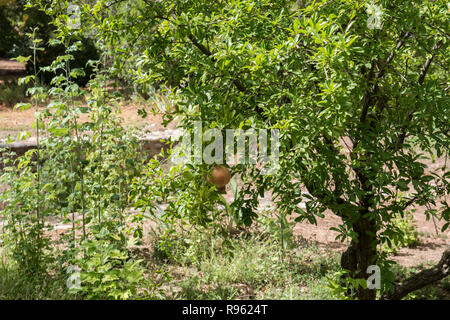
[0,258,76,300]
[0,217,341,300]
[0,224,342,300]
[147,220,341,300]
[0,215,448,300]
[139,215,450,300]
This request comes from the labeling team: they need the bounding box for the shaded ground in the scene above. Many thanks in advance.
[290,205,449,268]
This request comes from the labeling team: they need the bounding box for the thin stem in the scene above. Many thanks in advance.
[31,28,43,271]
[70,157,76,244]
[97,117,104,224]
[33,29,40,223]
[65,40,86,241]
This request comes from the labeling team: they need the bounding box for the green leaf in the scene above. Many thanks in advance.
[12,55,31,63]
[14,103,32,111]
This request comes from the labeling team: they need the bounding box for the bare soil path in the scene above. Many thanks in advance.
[0,102,176,140]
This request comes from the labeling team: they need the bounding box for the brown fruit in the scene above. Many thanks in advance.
[206,165,231,189]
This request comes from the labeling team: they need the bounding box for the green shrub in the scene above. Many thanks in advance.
[381,212,420,255]
[0,80,29,108]
[0,30,155,299]
[71,236,147,300]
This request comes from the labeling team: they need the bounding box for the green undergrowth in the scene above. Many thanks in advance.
[0,255,77,299]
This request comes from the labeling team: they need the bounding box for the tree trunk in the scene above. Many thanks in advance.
[355,218,377,300]
[342,230,450,300]
[340,217,377,300]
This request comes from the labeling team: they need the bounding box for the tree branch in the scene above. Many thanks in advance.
[187,34,266,116]
[359,32,411,125]
[418,40,443,86]
[187,34,246,92]
[382,246,450,300]
[392,40,443,152]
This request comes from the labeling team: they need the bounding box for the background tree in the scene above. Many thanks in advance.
[0,2,19,58]
[0,0,98,85]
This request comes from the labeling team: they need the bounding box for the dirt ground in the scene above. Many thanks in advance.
[0,58,174,138]
[291,206,449,268]
[0,103,177,140]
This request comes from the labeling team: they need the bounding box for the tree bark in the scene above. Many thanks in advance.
[340,217,378,300]
[355,218,377,300]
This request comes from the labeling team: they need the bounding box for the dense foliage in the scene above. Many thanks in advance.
[77,0,448,300]
[0,0,98,85]
[0,0,448,300]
